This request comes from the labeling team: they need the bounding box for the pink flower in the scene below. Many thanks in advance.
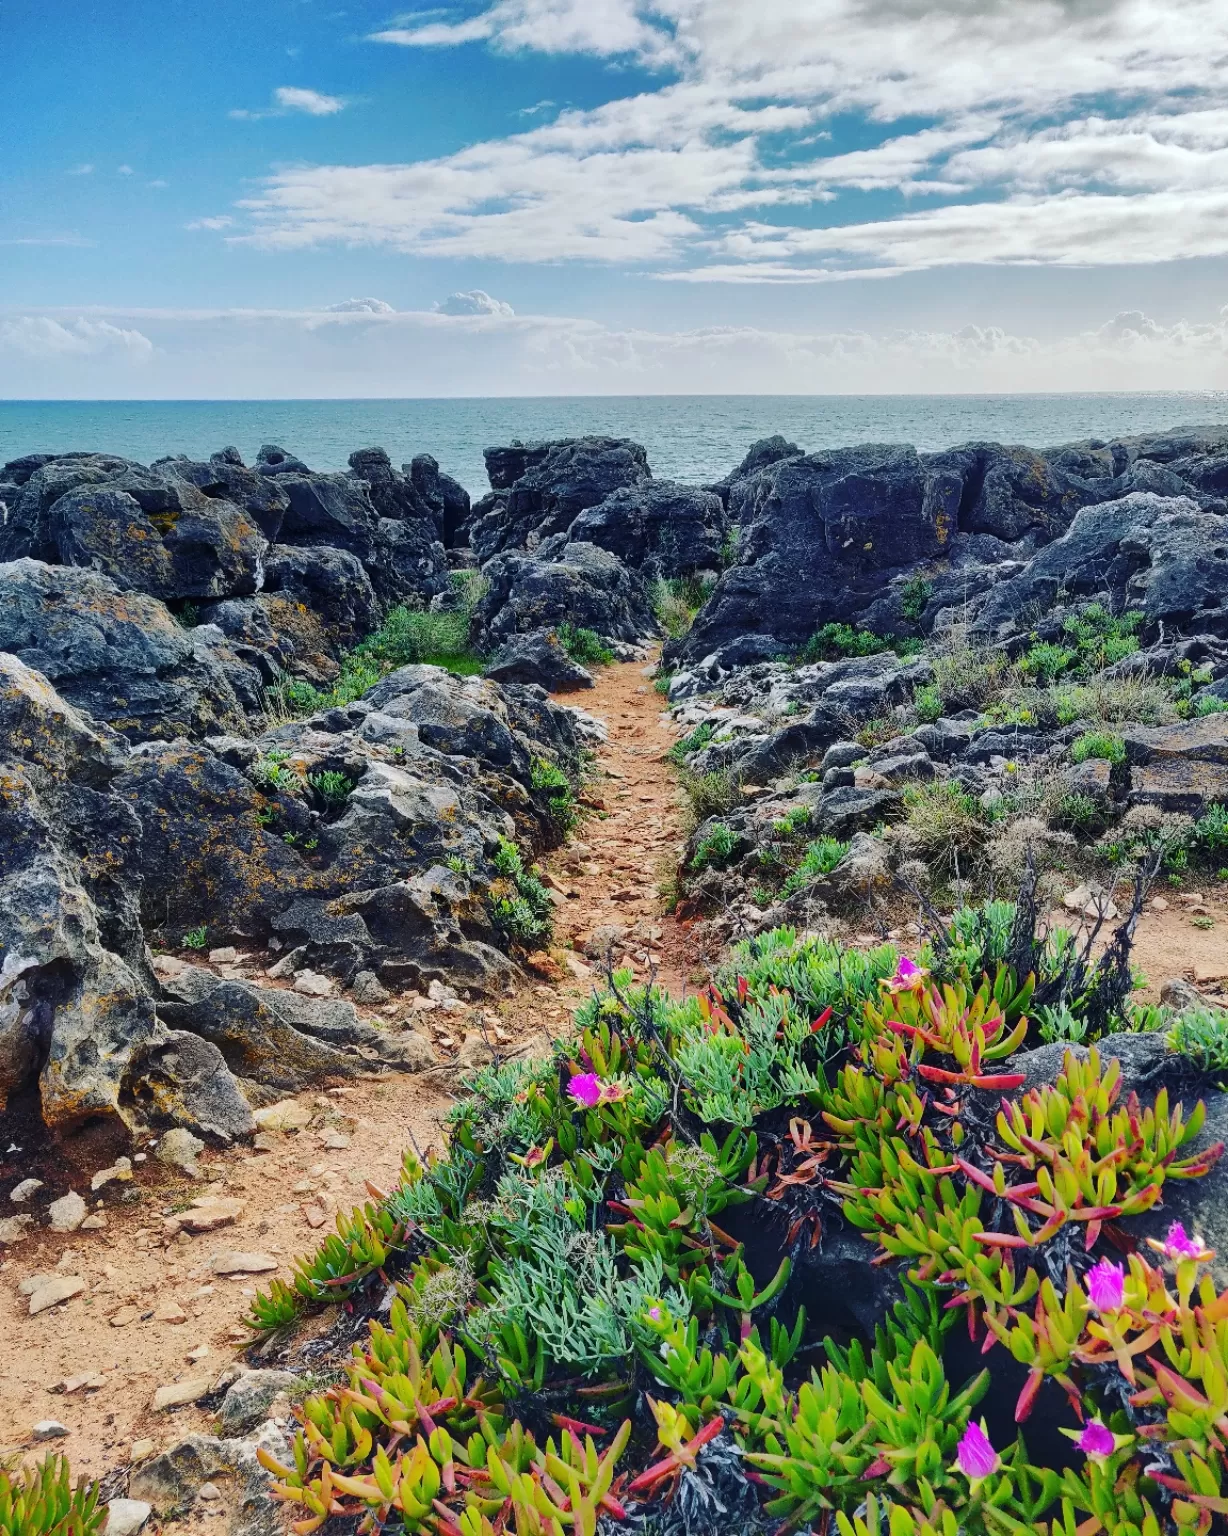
[1086,1258,1124,1314]
[885,955,929,993]
[567,1072,603,1109]
[647,1305,663,1323]
[955,1421,999,1483]
[1147,1221,1213,1265]
[1078,1421,1115,1462]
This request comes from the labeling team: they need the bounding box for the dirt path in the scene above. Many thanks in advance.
[0,655,691,1482]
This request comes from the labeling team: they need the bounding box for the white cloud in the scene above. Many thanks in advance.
[67,163,94,176]
[208,0,1227,277]
[117,164,134,176]
[0,235,95,248]
[0,316,154,362]
[435,290,515,315]
[186,216,236,231]
[324,297,397,312]
[4,301,1228,400]
[274,86,346,116]
[231,86,346,120]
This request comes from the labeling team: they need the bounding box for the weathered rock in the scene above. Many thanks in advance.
[217,1369,300,1436]
[0,454,137,562]
[475,543,655,646]
[262,544,381,649]
[29,1275,86,1314]
[48,1191,87,1231]
[9,1177,43,1202]
[252,1099,312,1132]
[128,1425,290,1535]
[408,452,471,546]
[103,1498,153,1536]
[568,481,728,577]
[152,452,290,541]
[210,1250,277,1275]
[0,560,247,742]
[0,1214,34,1244]
[33,1420,70,1439]
[483,629,594,691]
[473,437,650,561]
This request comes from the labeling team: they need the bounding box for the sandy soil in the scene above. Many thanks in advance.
[1,654,1224,1487]
[0,655,695,1482]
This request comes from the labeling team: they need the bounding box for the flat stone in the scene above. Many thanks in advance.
[156,1129,205,1175]
[319,1130,350,1151]
[10,1178,43,1203]
[104,1498,153,1536]
[29,1275,86,1315]
[169,1197,244,1234]
[1062,885,1120,920]
[207,947,238,965]
[293,969,335,998]
[81,1213,108,1230]
[91,1157,133,1192]
[154,1300,188,1324]
[1129,757,1228,815]
[48,1191,87,1232]
[33,1420,70,1440]
[252,1099,311,1133]
[151,1378,213,1412]
[210,1250,277,1276]
[18,1272,56,1296]
[110,1305,142,1327]
[218,1369,300,1436]
[0,1214,33,1245]
[130,1439,156,1462]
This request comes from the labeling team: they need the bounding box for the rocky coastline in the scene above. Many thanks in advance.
[3,423,1228,1533]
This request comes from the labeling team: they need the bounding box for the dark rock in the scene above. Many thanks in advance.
[263,545,381,648]
[218,1371,300,1436]
[276,472,380,564]
[816,785,901,835]
[255,444,309,476]
[408,453,471,546]
[484,629,594,692]
[151,456,289,542]
[922,441,1099,543]
[131,1030,256,1141]
[371,515,450,607]
[1121,717,1228,813]
[707,435,801,508]
[568,481,728,577]
[973,494,1228,643]
[47,481,268,602]
[472,437,650,561]
[474,542,656,646]
[0,454,137,561]
[0,559,248,742]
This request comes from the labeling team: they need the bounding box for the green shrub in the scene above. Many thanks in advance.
[912,684,942,723]
[898,780,989,876]
[800,623,921,664]
[899,574,932,624]
[650,575,714,639]
[1194,803,1228,854]
[253,749,305,794]
[1070,730,1126,765]
[691,822,740,870]
[307,769,355,806]
[1020,640,1076,685]
[488,837,553,946]
[929,627,1013,711]
[0,1456,104,1535]
[1168,1004,1228,1079]
[781,835,849,895]
[679,766,740,824]
[530,756,576,832]
[557,624,614,666]
[771,806,812,840]
[181,924,208,950]
[1051,790,1103,832]
[668,721,715,764]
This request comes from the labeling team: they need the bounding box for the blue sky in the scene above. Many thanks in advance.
[3,0,1228,395]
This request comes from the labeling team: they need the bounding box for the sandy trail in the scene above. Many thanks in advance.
[0,655,691,1481]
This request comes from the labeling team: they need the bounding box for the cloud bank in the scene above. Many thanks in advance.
[2,301,1227,398]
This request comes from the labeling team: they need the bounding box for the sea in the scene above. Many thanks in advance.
[2,394,1226,501]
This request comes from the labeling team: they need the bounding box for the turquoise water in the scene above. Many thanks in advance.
[2,394,1225,499]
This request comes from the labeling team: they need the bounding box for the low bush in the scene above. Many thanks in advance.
[488,837,553,947]
[1169,1002,1228,1080]
[558,623,615,666]
[781,834,849,895]
[530,756,577,833]
[667,721,715,765]
[691,822,739,870]
[1070,729,1126,765]
[898,779,989,877]
[678,765,740,826]
[650,574,715,639]
[307,768,354,807]
[799,622,922,664]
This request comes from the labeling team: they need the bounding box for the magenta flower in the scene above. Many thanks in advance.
[647,1305,664,1323]
[955,1421,999,1483]
[1086,1258,1124,1314]
[1147,1221,1212,1265]
[1078,1421,1115,1461]
[567,1072,603,1109]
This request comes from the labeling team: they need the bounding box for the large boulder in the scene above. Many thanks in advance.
[484,629,594,692]
[0,560,248,742]
[0,654,243,1136]
[471,437,650,561]
[972,494,1228,643]
[921,441,1099,543]
[263,545,381,648]
[568,481,728,578]
[408,453,471,546]
[151,451,290,542]
[47,478,268,602]
[673,444,947,667]
[276,472,380,564]
[0,454,137,562]
[475,542,656,646]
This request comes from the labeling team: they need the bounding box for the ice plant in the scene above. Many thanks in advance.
[1079,1421,1114,1462]
[567,1072,603,1109]
[885,955,928,993]
[1086,1258,1124,1314]
[1147,1220,1212,1265]
[954,1421,999,1484]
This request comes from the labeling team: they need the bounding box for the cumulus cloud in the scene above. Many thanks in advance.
[434,290,515,315]
[0,316,155,362]
[5,301,1228,398]
[207,0,1228,277]
[231,86,346,120]
[324,297,397,312]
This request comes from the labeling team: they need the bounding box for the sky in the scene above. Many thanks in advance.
[3,0,1228,396]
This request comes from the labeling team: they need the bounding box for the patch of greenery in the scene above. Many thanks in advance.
[899,573,932,625]
[799,622,922,664]
[781,835,849,895]
[1195,803,1228,855]
[691,822,740,870]
[898,780,989,877]
[253,748,305,794]
[771,806,812,840]
[530,756,577,833]
[650,574,715,639]
[488,836,554,948]
[668,721,716,765]
[307,769,355,807]
[1070,729,1126,765]
[557,623,615,666]
[912,683,942,723]
[678,765,740,825]
[0,1455,104,1535]
[1169,1003,1228,1080]
[181,925,208,950]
